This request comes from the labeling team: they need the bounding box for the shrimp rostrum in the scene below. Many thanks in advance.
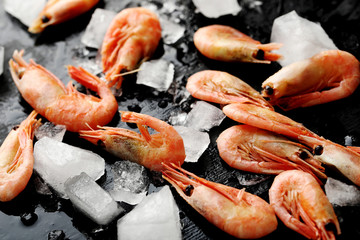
[222,103,360,187]
[79,111,185,171]
[194,24,282,64]
[101,7,161,89]
[261,50,360,111]
[0,111,41,202]
[186,70,273,110]
[269,170,340,240]
[162,164,278,239]
[28,0,100,33]
[217,125,326,184]
[9,50,118,132]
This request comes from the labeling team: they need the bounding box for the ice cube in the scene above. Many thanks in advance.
[109,161,150,205]
[235,171,270,186]
[136,59,174,92]
[0,46,4,76]
[65,172,124,225]
[185,101,226,131]
[81,8,117,49]
[168,112,188,126]
[35,122,66,142]
[270,10,338,66]
[174,126,210,163]
[161,17,185,45]
[324,177,360,207]
[4,0,46,27]
[33,137,105,198]
[192,0,241,18]
[117,185,181,240]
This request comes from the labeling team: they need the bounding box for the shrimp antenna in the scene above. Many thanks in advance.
[111,68,142,79]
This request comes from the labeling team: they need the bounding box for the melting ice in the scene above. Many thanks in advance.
[4,0,46,27]
[174,126,210,163]
[109,161,150,205]
[136,59,174,92]
[33,137,105,199]
[117,185,181,240]
[325,177,360,207]
[185,101,226,131]
[192,0,241,18]
[161,17,185,45]
[81,8,117,49]
[35,122,66,142]
[270,11,338,66]
[65,172,124,225]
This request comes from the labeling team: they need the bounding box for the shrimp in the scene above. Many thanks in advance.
[222,103,360,186]
[79,111,185,171]
[9,49,118,132]
[269,170,341,240]
[162,163,278,239]
[261,50,360,111]
[186,70,273,110]
[101,7,161,89]
[28,0,100,33]
[217,125,326,183]
[0,111,41,202]
[193,24,282,64]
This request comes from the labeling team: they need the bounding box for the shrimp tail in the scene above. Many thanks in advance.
[67,66,104,91]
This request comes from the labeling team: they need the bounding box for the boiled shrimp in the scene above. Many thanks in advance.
[9,49,118,132]
[162,163,278,239]
[194,24,282,63]
[79,111,185,171]
[261,50,360,110]
[269,170,340,240]
[217,125,326,183]
[186,70,273,110]
[0,111,41,202]
[101,7,161,89]
[222,103,360,186]
[28,0,99,33]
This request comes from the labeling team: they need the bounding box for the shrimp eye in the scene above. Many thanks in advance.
[12,125,20,131]
[263,85,274,95]
[325,222,337,234]
[299,151,309,160]
[185,185,194,196]
[41,15,50,23]
[97,140,105,147]
[256,49,265,60]
[314,145,323,155]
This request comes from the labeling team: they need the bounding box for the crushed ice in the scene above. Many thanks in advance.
[270,10,338,66]
[185,101,226,131]
[81,8,117,49]
[33,137,105,199]
[136,59,174,92]
[0,46,4,76]
[35,122,66,142]
[325,177,360,207]
[174,126,210,163]
[117,185,181,240]
[109,161,150,205]
[3,0,46,27]
[192,0,241,18]
[65,172,124,225]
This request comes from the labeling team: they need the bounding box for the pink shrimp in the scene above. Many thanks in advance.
[162,163,278,239]
[194,24,282,63]
[9,49,118,132]
[28,0,100,33]
[222,103,360,186]
[101,7,162,89]
[186,70,273,110]
[217,125,326,183]
[269,170,341,240]
[79,111,185,171]
[261,50,360,110]
[0,111,41,202]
